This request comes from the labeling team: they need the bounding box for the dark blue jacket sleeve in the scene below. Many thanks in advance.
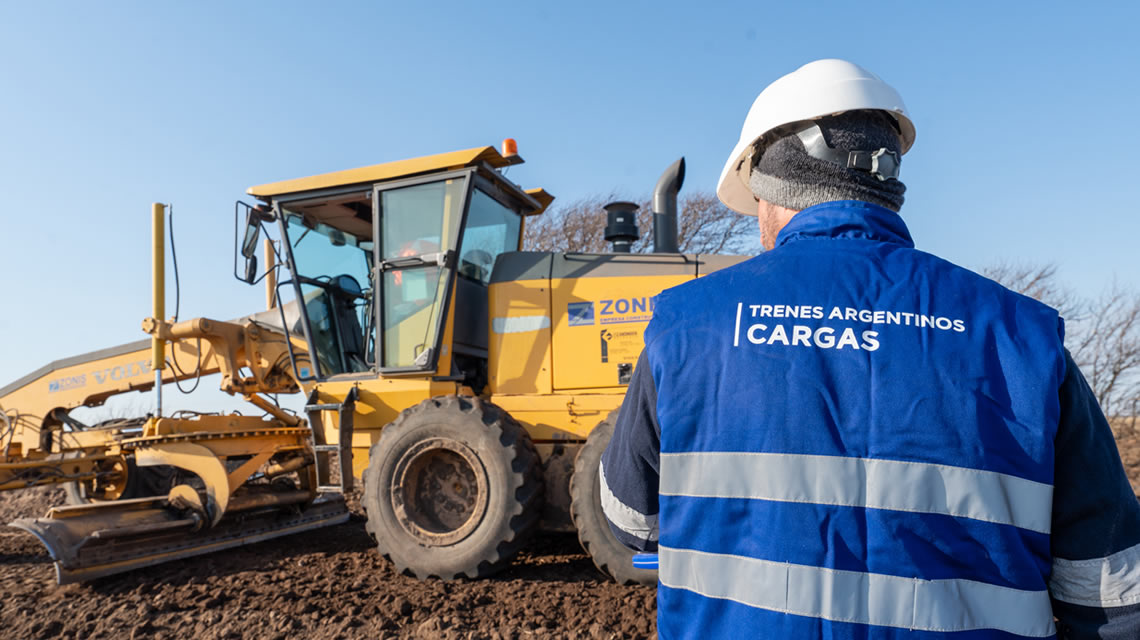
[599,349,661,551]
[1050,350,1140,639]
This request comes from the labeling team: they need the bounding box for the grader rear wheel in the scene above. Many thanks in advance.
[570,412,658,585]
[362,395,543,579]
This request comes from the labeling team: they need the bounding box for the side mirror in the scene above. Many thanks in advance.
[241,254,258,284]
[234,201,274,285]
[241,209,262,259]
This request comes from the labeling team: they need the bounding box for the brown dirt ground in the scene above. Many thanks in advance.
[0,488,656,640]
[2,429,1137,640]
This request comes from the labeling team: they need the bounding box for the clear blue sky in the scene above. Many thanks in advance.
[1,2,1138,410]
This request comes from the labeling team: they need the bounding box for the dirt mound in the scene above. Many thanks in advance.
[0,485,66,522]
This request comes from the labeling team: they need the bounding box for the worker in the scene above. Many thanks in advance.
[600,59,1140,639]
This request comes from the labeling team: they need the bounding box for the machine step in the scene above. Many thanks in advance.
[305,387,357,494]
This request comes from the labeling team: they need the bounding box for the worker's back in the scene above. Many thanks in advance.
[643,200,1064,639]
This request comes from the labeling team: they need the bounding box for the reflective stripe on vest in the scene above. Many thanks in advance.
[599,459,659,542]
[1051,542,1140,607]
[659,546,1056,637]
[660,452,1053,534]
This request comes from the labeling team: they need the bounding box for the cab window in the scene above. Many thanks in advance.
[457,189,522,285]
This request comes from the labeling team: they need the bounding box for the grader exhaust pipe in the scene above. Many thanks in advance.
[652,157,685,254]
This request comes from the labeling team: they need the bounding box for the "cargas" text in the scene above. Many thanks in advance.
[744,323,880,351]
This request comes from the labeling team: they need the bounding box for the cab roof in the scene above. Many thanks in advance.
[246,145,553,214]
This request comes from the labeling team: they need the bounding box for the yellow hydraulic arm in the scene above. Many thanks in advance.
[0,315,304,455]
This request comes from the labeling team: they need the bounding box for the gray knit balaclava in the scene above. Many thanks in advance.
[749,110,906,212]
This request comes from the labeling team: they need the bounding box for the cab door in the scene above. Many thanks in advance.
[374,172,470,373]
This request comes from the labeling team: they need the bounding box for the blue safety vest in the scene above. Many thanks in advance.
[643,200,1066,639]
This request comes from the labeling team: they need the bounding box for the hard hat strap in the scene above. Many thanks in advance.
[796,124,900,181]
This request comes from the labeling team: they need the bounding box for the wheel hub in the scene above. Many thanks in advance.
[80,456,131,501]
[391,437,488,545]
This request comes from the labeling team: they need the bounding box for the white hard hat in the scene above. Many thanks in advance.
[716,59,916,215]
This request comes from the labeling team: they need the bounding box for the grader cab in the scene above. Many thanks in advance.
[5,142,746,585]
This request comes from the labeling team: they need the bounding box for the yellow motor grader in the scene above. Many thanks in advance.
[2,142,746,585]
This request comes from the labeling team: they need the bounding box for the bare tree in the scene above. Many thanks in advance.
[1066,284,1140,432]
[979,262,1079,318]
[983,263,1140,433]
[673,192,762,255]
[523,191,761,255]
[524,194,616,254]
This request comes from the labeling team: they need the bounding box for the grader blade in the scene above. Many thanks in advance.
[10,495,349,584]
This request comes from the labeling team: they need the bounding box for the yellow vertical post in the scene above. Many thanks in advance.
[264,237,276,310]
[152,203,166,417]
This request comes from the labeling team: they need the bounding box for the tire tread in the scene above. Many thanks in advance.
[362,395,543,579]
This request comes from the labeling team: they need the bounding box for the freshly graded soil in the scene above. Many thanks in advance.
[3,428,1138,640]
[0,489,655,640]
